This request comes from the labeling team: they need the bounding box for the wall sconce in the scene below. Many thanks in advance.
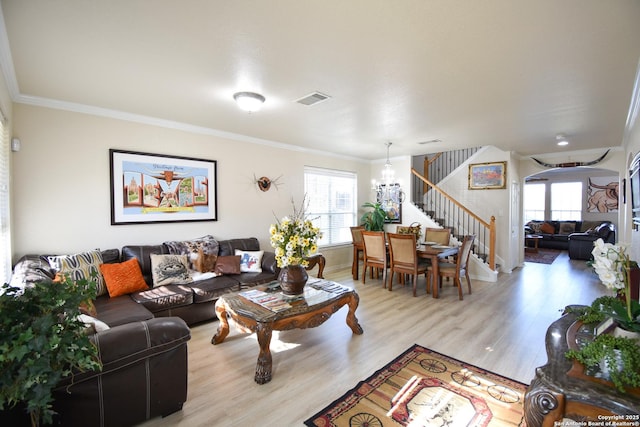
[233,92,266,112]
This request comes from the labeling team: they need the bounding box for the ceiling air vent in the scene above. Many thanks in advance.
[295,91,331,106]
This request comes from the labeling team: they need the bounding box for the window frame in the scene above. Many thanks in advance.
[304,166,358,247]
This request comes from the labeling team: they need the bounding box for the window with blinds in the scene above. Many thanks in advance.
[0,115,10,284]
[304,166,357,246]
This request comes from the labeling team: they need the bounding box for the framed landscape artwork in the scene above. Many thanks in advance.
[110,149,218,225]
[468,161,507,190]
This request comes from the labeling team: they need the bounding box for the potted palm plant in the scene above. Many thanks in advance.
[0,276,102,426]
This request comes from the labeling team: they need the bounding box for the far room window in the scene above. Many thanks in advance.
[304,166,357,246]
[523,183,545,223]
[551,182,582,220]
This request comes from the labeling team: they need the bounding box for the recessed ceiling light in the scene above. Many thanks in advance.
[417,139,442,145]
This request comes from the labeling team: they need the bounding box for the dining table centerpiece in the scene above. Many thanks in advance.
[269,197,322,295]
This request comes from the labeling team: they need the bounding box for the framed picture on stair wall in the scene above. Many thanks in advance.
[110,149,218,225]
[468,161,507,190]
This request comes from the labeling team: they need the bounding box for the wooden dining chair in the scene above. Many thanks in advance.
[350,226,365,280]
[387,232,430,295]
[361,231,387,288]
[424,228,451,245]
[427,235,475,300]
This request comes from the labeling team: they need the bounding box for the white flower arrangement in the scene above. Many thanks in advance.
[269,198,322,268]
[591,238,639,328]
[591,238,629,292]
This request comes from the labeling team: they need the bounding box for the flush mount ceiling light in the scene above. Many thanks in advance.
[233,92,265,112]
[556,134,569,146]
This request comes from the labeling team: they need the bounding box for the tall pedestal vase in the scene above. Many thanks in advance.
[278,265,308,296]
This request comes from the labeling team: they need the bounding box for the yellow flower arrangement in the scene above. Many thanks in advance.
[269,198,322,268]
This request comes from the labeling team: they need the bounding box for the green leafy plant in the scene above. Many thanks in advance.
[360,202,387,231]
[566,334,640,393]
[567,296,640,333]
[563,304,607,325]
[0,276,102,426]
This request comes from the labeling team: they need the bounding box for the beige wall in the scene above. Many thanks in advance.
[10,104,371,271]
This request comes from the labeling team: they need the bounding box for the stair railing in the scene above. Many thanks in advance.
[411,168,496,270]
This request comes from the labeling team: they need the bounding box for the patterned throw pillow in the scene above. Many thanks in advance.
[9,255,56,289]
[150,254,193,287]
[48,250,107,296]
[235,250,264,273]
[559,222,576,234]
[527,222,542,233]
[164,235,220,270]
[100,258,149,297]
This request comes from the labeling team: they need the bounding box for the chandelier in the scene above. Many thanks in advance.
[372,142,405,207]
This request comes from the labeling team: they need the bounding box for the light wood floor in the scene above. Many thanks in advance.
[140,251,607,427]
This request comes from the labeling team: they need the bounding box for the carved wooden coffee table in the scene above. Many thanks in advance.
[211,278,363,384]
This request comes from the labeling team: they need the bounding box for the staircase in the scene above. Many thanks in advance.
[409,149,497,272]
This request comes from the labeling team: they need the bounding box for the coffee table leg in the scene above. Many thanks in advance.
[255,323,273,384]
[346,293,364,335]
[211,303,229,345]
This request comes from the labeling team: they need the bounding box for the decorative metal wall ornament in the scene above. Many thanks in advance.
[254,174,283,192]
[531,149,610,168]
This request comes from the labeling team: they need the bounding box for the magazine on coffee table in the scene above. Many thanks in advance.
[239,289,291,312]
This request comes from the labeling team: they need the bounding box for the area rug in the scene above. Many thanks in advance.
[304,344,527,427]
[524,248,562,264]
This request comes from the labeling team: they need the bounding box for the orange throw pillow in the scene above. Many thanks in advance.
[539,222,555,234]
[100,258,149,297]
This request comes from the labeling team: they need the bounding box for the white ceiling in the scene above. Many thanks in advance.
[1,0,639,161]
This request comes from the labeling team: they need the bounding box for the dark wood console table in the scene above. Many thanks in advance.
[524,307,640,425]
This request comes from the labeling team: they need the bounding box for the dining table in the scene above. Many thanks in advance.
[416,242,459,298]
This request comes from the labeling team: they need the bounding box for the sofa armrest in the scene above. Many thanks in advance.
[57,317,190,384]
[261,251,279,274]
[94,317,190,367]
[567,231,596,242]
[304,253,325,278]
[53,317,191,427]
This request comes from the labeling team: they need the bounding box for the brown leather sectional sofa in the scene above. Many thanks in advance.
[8,237,288,427]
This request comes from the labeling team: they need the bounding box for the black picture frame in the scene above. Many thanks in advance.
[110,149,217,225]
